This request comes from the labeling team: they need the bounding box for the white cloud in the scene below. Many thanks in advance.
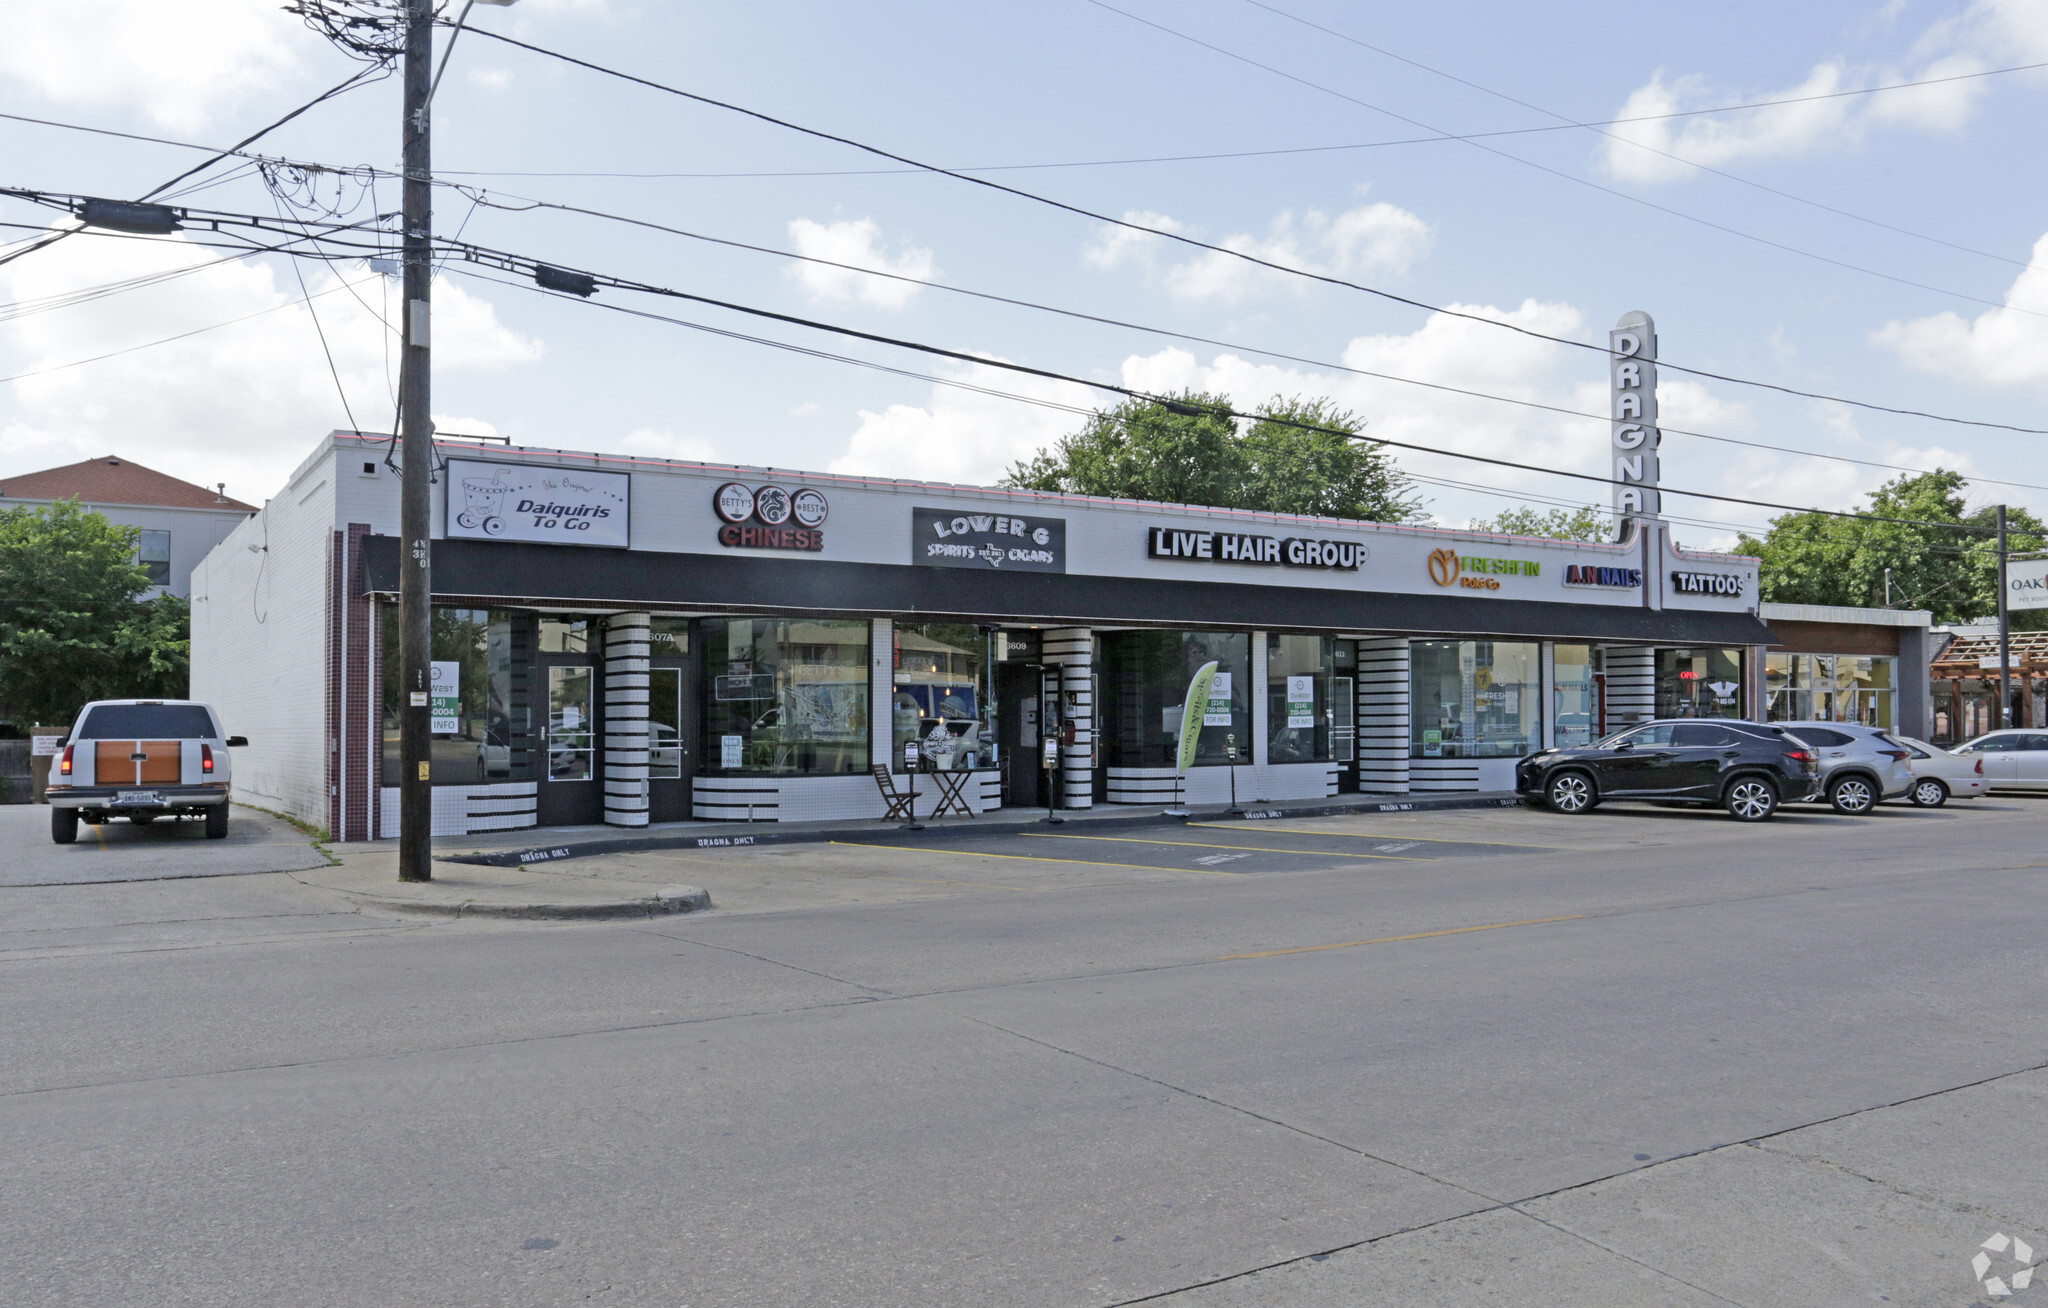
[828,358,1097,486]
[786,218,936,309]
[1082,210,1185,270]
[467,67,514,91]
[0,0,311,132]
[1086,199,1431,302]
[1592,0,2048,185]
[0,231,540,502]
[1871,231,2048,386]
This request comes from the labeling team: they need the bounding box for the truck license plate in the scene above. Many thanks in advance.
[116,790,163,806]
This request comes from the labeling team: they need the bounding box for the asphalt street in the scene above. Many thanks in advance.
[3,795,2046,1305]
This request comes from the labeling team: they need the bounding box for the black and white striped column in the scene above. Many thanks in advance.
[1044,627,1094,809]
[1601,646,1656,728]
[1356,637,1411,794]
[603,613,652,827]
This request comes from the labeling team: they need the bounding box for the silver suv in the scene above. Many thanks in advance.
[1776,721,1914,813]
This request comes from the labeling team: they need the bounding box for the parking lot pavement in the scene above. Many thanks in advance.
[552,792,2021,918]
[0,802,335,887]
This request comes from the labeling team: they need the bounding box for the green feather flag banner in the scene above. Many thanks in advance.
[1177,661,1219,776]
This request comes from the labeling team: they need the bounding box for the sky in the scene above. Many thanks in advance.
[2,0,2045,549]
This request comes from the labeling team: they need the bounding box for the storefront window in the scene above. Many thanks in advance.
[381,606,527,786]
[1267,633,1333,763]
[700,618,869,775]
[1098,631,1250,767]
[1553,644,1596,748]
[1765,653,1894,729]
[1410,641,1541,759]
[892,622,994,772]
[1657,648,1744,719]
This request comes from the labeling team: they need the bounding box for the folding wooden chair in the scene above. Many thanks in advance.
[872,764,915,820]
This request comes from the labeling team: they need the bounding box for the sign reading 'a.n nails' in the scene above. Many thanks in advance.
[1611,311,1661,524]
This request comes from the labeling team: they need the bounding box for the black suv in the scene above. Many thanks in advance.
[1516,719,1822,822]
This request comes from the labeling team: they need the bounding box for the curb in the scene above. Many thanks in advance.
[333,884,711,921]
[435,793,1527,869]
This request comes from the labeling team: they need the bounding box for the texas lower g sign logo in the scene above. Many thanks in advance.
[1428,548,1461,587]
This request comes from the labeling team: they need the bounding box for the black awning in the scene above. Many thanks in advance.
[362,536,1776,646]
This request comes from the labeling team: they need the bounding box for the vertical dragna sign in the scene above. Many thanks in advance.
[1611,311,1661,525]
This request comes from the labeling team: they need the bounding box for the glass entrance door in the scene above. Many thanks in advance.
[536,618,603,826]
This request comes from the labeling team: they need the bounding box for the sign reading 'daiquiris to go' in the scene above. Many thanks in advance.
[446,460,630,548]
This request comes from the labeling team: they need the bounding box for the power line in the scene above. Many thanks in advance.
[436,231,2002,535]
[457,262,1785,540]
[1083,0,2048,323]
[0,273,376,386]
[457,23,2048,438]
[1240,0,2045,278]
[10,180,2040,497]
[0,63,390,272]
[422,56,2048,186]
[466,191,2048,498]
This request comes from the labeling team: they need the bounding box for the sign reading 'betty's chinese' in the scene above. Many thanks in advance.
[912,508,1066,572]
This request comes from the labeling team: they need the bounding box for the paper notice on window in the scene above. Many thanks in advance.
[1204,672,1234,726]
[430,660,459,734]
[1286,674,1315,729]
[721,734,743,768]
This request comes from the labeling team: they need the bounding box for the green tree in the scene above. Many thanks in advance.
[1003,392,1424,522]
[0,499,190,723]
[1466,504,1609,542]
[1734,470,2047,626]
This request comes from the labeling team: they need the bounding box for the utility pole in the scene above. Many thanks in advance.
[398,0,434,881]
[1998,504,2012,731]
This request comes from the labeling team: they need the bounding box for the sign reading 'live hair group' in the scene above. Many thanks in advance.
[1148,527,1365,570]
[912,508,1066,572]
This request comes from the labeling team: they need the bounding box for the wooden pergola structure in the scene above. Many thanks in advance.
[1927,631,2048,740]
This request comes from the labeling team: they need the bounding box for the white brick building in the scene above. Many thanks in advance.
[195,431,1797,841]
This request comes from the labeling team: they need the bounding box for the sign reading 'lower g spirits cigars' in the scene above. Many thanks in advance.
[912,508,1066,572]
[1147,527,1365,570]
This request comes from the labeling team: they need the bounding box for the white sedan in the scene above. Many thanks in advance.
[1894,736,1988,806]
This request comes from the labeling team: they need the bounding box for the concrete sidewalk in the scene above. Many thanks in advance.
[431,790,1525,867]
[296,843,709,920]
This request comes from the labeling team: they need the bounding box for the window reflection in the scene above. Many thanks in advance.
[701,618,869,775]
[893,622,993,772]
[1411,641,1541,759]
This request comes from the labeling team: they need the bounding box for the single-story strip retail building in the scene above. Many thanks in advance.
[191,432,1929,840]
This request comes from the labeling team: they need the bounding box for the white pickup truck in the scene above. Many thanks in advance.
[46,699,247,843]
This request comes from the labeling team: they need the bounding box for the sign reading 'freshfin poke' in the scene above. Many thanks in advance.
[446,460,630,548]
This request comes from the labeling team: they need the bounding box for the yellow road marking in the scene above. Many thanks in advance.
[1019,832,1424,861]
[834,840,1236,875]
[1220,915,1585,960]
[93,822,108,850]
[1186,821,1560,850]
